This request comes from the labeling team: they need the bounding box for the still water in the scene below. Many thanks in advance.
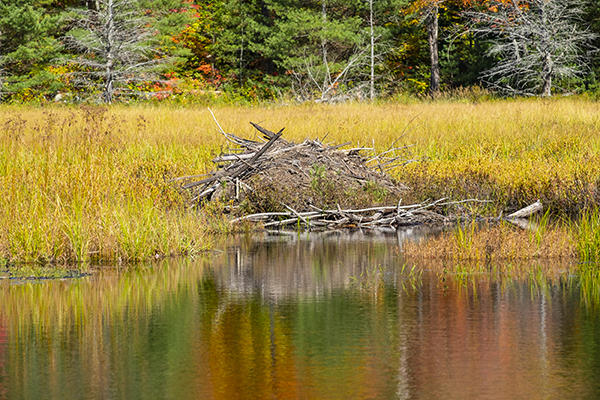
[1,229,600,399]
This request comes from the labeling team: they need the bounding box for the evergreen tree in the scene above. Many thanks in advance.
[0,0,67,101]
[261,0,370,101]
[207,0,280,95]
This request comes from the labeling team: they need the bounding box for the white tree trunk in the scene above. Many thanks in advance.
[104,0,115,104]
[369,0,375,101]
[541,53,552,97]
[321,0,330,96]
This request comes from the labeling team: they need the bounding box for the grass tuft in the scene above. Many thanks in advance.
[404,221,576,262]
[574,208,600,264]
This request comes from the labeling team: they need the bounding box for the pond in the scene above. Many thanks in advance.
[1,229,600,399]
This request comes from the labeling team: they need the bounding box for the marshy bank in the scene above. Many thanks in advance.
[1,98,600,265]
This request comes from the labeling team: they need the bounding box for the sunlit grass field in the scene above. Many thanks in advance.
[1,96,599,264]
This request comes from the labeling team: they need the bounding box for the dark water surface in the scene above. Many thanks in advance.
[1,230,600,399]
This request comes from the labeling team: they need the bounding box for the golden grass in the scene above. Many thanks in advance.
[0,105,219,263]
[201,97,600,215]
[403,221,576,262]
[1,97,599,263]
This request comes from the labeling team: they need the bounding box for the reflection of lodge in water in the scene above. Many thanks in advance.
[212,228,434,299]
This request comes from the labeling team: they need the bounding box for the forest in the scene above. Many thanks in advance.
[2,0,600,103]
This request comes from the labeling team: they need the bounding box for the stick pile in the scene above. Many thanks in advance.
[174,117,542,231]
[175,120,413,212]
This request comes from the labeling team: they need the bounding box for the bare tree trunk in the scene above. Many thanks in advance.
[426,4,440,97]
[541,54,552,97]
[104,0,115,104]
[538,2,551,97]
[369,0,375,101]
[464,0,595,97]
[321,0,330,95]
[239,23,244,88]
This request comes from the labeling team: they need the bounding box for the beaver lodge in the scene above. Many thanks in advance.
[174,119,542,230]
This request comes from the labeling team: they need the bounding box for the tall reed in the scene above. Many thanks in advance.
[574,209,600,264]
[0,106,218,264]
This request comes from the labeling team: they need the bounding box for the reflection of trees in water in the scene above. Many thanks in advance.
[0,260,209,399]
[0,236,600,398]
[0,321,6,398]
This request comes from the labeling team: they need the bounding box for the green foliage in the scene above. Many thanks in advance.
[0,0,65,101]
[0,0,598,101]
[575,209,600,264]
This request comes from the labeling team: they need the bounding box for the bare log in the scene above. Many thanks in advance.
[506,200,543,219]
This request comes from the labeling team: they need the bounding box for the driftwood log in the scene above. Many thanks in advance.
[506,200,543,219]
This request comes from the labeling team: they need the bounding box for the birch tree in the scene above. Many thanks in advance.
[64,0,166,103]
[368,0,376,99]
[464,0,596,97]
[366,0,397,100]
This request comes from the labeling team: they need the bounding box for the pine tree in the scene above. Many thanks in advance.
[0,0,65,101]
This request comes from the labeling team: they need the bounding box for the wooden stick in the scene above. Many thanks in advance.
[230,211,320,224]
[282,203,310,226]
[316,204,423,214]
[327,142,352,150]
[169,173,210,182]
[262,213,323,227]
[212,153,255,163]
[436,198,493,206]
[208,108,227,136]
[230,129,284,179]
[506,200,543,219]
[250,122,281,140]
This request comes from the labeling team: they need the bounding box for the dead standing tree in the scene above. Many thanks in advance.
[64,0,166,103]
[463,0,597,97]
[407,0,445,97]
[423,0,443,96]
[288,3,369,103]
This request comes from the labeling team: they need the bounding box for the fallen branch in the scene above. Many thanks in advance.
[506,200,543,219]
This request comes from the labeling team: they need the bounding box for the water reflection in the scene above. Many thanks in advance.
[0,231,599,399]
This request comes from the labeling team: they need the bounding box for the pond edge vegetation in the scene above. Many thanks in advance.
[1,99,599,270]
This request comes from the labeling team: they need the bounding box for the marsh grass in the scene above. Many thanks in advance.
[404,220,576,262]
[575,209,600,264]
[0,106,220,264]
[2,97,600,263]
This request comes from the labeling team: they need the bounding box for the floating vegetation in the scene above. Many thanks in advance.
[1,265,91,280]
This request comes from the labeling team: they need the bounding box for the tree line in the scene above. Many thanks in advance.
[1,0,598,103]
